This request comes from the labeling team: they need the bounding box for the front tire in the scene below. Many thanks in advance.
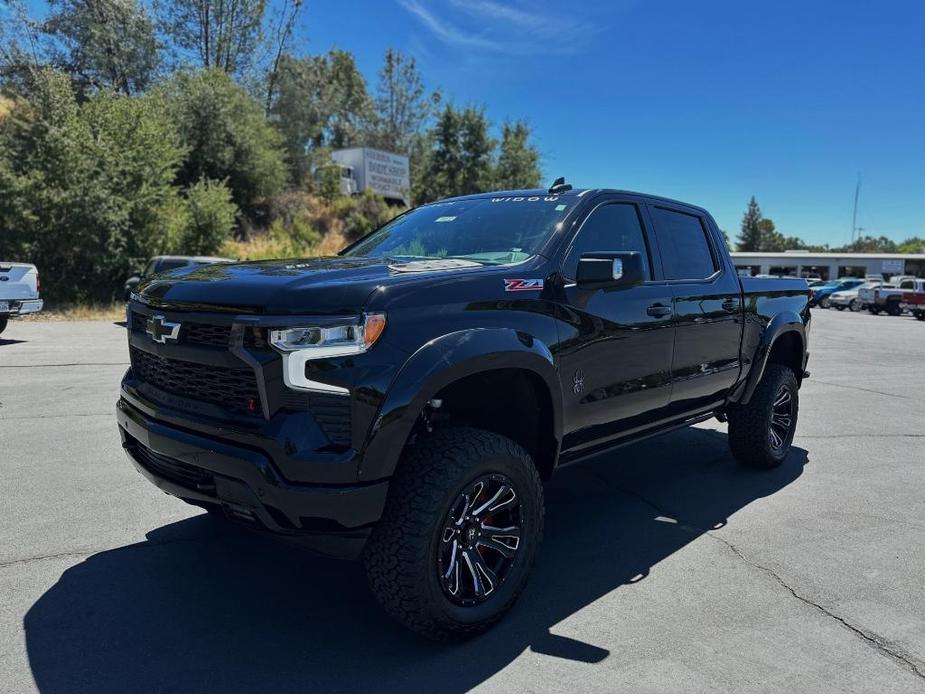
[849,299,860,311]
[727,364,799,469]
[364,427,544,640]
[819,297,831,309]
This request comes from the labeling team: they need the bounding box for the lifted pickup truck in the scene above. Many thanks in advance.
[0,262,43,334]
[118,185,811,639]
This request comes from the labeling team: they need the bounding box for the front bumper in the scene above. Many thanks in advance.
[0,298,43,315]
[117,397,389,559]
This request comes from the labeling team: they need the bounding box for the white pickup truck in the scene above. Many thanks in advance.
[0,262,43,334]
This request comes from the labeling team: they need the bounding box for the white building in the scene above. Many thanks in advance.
[730,251,925,281]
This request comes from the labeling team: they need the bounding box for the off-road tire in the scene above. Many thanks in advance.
[915,311,925,321]
[886,300,902,316]
[363,427,544,640]
[869,306,881,315]
[727,364,799,469]
[0,317,7,335]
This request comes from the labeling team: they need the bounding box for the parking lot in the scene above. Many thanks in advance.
[1,308,924,693]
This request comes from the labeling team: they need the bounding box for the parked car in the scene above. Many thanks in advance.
[0,262,43,335]
[118,184,811,639]
[830,280,883,311]
[899,279,925,320]
[868,277,919,315]
[124,256,234,300]
[810,278,865,308]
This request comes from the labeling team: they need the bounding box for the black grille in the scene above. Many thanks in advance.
[282,391,352,447]
[130,346,260,414]
[131,311,264,348]
[127,436,215,493]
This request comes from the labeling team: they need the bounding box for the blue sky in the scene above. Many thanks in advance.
[299,0,925,245]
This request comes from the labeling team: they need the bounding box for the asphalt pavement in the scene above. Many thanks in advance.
[1,309,924,693]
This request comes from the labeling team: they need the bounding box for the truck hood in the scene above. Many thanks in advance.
[136,256,494,314]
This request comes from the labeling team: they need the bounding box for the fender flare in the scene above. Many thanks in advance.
[735,311,806,405]
[357,328,563,481]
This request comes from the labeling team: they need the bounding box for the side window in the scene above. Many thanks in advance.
[900,280,914,289]
[651,207,718,280]
[564,203,651,280]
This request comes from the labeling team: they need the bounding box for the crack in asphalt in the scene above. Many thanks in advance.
[0,532,232,570]
[573,464,925,682]
[0,362,128,368]
[807,378,922,402]
[712,536,925,682]
[0,412,112,420]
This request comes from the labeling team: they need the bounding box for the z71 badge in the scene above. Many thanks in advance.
[504,279,544,292]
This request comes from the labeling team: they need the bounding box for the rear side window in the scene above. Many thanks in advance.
[564,203,651,280]
[651,207,718,280]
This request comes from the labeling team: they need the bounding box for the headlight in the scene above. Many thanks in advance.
[270,313,386,395]
[269,313,386,357]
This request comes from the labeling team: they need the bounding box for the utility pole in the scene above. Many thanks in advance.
[851,174,861,243]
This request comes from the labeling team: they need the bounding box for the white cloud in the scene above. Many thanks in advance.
[397,0,601,56]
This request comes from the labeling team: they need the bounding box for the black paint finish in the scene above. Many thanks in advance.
[118,187,810,554]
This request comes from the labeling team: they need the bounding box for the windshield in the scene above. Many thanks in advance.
[343,196,574,264]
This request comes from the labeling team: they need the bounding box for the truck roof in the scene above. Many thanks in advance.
[440,188,711,215]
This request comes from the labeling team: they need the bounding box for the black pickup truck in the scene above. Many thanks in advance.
[117,184,810,639]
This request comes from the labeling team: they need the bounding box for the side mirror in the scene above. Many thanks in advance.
[576,252,644,289]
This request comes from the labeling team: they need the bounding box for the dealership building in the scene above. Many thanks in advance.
[730,251,925,280]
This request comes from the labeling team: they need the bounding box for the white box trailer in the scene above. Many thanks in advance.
[330,147,410,206]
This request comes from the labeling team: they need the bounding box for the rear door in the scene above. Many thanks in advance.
[556,196,676,455]
[647,203,744,415]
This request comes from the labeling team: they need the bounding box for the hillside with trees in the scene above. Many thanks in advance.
[0,0,543,304]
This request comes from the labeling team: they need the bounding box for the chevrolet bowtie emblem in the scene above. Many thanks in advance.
[146,315,181,344]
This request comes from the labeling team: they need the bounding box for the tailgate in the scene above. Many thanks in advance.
[0,264,39,300]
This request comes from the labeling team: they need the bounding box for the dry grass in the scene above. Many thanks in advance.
[22,303,126,322]
[221,229,348,261]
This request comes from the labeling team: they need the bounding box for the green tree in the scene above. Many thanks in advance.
[270,50,371,183]
[179,178,237,254]
[897,237,925,254]
[157,0,266,75]
[737,196,764,251]
[0,69,184,303]
[161,69,286,218]
[832,235,898,253]
[493,120,541,190]
[415,104,494,203]
[42,0,160,96]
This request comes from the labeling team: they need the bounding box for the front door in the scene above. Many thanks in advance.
[556,198,675,456]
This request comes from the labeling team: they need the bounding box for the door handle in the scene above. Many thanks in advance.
[646,303,672,318]
[722,298,740,312]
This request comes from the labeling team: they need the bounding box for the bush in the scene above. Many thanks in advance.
[159,69,287,220]
[337,190,403,242]
[178,179,237,255]
[0,70,184,304]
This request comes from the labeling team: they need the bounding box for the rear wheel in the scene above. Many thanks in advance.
[849,299,860,312]
[886,300,902,316]
[0,317,7,335]
[364,427,544,640]
[915,311,925,321]
[819,297,831,309]
[869,306,881,315]
[727,364,799,469]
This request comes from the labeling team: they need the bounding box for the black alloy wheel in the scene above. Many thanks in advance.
[438,474,522,605]
[768,384,795,451]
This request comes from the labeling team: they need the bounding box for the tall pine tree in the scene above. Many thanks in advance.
[737,196,764,251]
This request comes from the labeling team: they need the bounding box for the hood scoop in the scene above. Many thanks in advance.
[388,258,481,273]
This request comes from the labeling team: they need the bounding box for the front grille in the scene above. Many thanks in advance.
[132,311,265,348]
[130,346,260,415]
[127,435,215,494]
[282,391,352,447]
